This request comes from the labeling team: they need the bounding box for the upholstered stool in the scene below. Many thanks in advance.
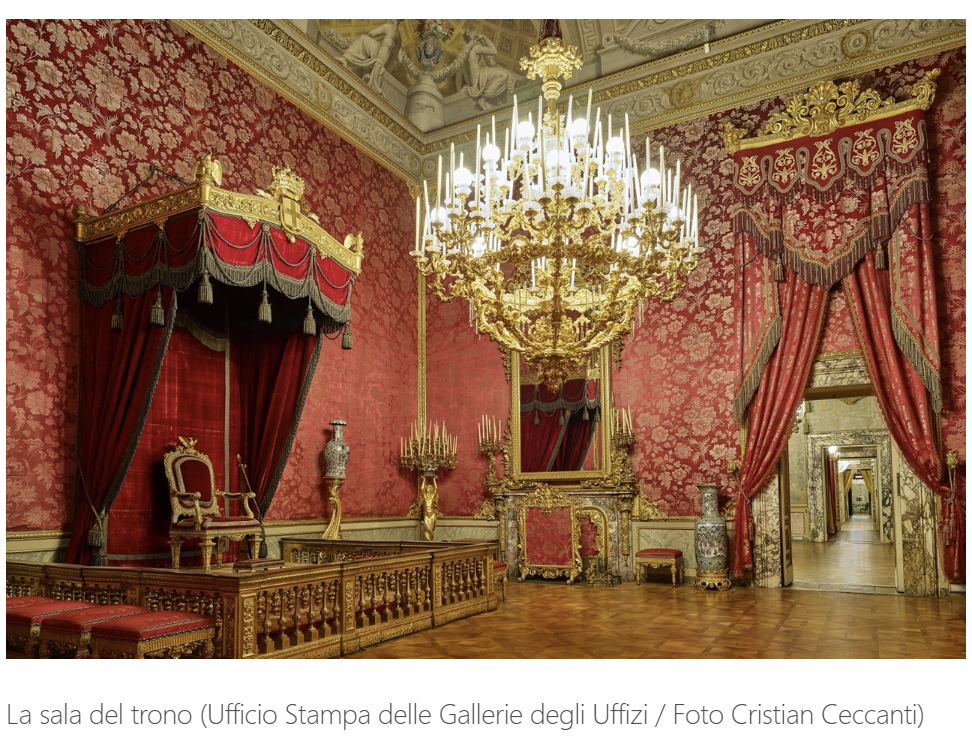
[634,548,684,586]
[493,560,508,602]
[7,596,57,610]
[38,605,147,659]
[7,600,99,656]
[89,610,216,659]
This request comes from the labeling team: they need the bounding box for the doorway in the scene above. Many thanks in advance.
[785,396,896,593]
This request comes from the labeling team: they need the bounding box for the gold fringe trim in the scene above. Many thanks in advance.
[733,313,782,422]
[891,309,943,414]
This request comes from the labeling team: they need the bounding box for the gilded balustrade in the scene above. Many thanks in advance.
[6,541,497,659]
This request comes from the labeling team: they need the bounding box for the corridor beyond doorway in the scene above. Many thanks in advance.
[791,515,896,594]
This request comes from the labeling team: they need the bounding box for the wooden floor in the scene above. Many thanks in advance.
[790,514,897,593]
[348,579,965,660]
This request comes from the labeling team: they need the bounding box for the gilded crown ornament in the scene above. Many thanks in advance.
[412,21,703,388]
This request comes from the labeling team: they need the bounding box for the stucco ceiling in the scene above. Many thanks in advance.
[178,19,966,184]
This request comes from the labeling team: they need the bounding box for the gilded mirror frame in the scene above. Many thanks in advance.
[508,346,614,484]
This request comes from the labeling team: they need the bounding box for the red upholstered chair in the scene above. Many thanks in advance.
[164,436,262,572]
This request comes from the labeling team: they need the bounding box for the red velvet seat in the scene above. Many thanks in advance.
[7,600,99,656]
[164,436,262,571]
[38,605,147,659]
[635,548,683,558]
[6,596,56,610]
[89,610,216,659]
[634,548,684,586]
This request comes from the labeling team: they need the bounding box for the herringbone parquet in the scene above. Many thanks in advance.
[346,581,965,659]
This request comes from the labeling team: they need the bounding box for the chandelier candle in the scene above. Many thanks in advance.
[412,24,703,388]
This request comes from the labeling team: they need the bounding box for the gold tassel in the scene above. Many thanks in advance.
[583,406,589,420]
[110,297,123,331]
[149,288,164,326]
[198,270,213,304]
[875,245,888,270]
[257,287,271,324]
[341,324,353,350]
[774,257,785,282]
[534,412,540,425]
[303,302,316,336]
[559,410,566,426]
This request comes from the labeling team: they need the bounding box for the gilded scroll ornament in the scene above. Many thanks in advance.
[723,69,941,153]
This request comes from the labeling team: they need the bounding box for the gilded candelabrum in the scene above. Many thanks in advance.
[410,29,702,390]
[401,421,457,541]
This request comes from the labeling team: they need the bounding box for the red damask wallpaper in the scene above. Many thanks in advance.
[427,49,965,517]
[5,20,965,532]
[6,20,418,530]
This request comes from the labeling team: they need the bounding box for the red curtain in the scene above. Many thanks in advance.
[844,251,961,580]
[826,452,839,537]
[520,379,598,472]
[731,273,827,579]
[106,323,228,566]
[519,395,565,473]
[65,290,175,564]
[552,411,596,472]
[237,324,322,516]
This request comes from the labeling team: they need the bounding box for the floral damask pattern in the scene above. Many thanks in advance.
[428,49,965,518]
[6,20,418,530]
[6,21,964,532]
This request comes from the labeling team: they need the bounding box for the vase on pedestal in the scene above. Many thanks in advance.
[323,420,350,478]
[322,420,349,539]
[694,483,731,590]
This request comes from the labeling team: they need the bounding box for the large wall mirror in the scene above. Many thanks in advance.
[508,347,614,484]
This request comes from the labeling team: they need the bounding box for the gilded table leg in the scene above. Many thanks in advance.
[170,540,182,570]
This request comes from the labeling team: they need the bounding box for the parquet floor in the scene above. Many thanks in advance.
[347,579,965,659]
[790,515,896,593]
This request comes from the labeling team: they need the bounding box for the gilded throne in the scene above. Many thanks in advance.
[164,437,262,572]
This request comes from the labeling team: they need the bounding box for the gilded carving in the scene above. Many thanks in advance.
[75,155,363,274]
[515,484,583,584]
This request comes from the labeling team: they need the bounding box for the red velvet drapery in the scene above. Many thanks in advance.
[71,199,356,565]
[728,80,961,583]
[106,321,229,566]
[66,290,175,565]
[520,379,599,472]
[79,211,354,323]
[844,252,961,581]
[237,324,322,516]
[731,273,826,579]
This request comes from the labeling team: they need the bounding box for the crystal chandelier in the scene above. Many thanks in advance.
[412,23,702,388]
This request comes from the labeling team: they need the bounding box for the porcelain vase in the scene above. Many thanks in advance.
[323,420,350,478]
[694,483,731,590]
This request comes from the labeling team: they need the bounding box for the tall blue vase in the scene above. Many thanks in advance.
[694,483,731,590]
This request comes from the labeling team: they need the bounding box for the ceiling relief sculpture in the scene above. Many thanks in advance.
[178,19,965,184]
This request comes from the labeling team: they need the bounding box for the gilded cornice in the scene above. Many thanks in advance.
[178,19,965,185]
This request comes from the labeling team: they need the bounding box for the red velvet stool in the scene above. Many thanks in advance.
[88,610,216,659]
[38,605,147,659]
[493,560,509,602]
[7,600,99,656]
[634,548,684,586]
[7,596,57,610]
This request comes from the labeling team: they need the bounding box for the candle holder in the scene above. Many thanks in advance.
[400,421,457,541]
[610,406,636,484]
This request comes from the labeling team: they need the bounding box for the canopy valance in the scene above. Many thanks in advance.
[520,379,600,416]
[724,70,938,289]
[75,155,363,326]
[67,156,364,568]
[725,71,942,422]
